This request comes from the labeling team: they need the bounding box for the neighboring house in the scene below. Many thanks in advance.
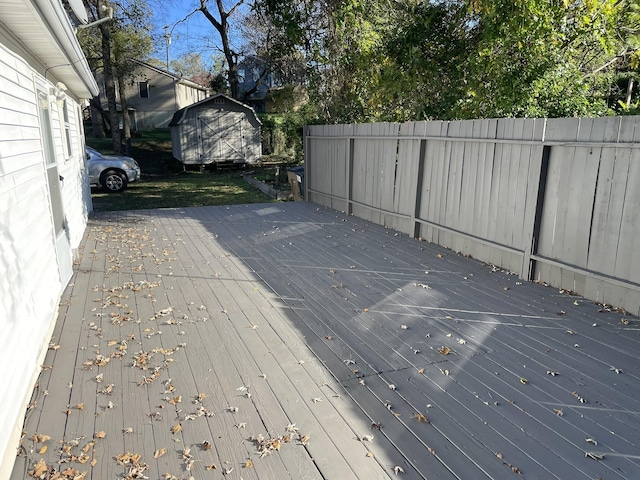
[237,56,308,113]
[169,93,262,166]
[237,55,275,113]
[95,60,210,130]
[0,0,99,477]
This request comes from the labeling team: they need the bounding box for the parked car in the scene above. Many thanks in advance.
[85,146,141,193]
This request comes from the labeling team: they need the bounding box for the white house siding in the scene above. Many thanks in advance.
[0,41,90,477]
[176,81,208,109]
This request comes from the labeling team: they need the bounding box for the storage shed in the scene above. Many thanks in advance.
[169,93,262,166]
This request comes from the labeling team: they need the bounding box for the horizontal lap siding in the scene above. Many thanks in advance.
[0,42,90,477]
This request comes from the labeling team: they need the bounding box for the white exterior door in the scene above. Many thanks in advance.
[38,92,72,286]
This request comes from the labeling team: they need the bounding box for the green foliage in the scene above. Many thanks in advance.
[257,0,640,122]
[259,104,321,160]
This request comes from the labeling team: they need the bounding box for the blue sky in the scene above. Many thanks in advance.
[150,1,248,70]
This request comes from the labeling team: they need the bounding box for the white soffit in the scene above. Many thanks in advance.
[0,0,98,98]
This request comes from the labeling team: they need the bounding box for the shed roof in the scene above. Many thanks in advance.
[131,59,210,92]
[168,93,261,127]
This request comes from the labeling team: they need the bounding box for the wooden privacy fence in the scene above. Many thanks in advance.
[304,117,640,316]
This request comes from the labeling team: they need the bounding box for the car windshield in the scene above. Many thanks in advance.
[86,147,102,157]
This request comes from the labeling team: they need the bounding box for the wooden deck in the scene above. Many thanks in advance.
[12,202,640,480]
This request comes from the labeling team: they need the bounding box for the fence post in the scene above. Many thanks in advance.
[346,135,354,215]
[303,125,310,202]
[412,139,427,239]
[522,144,551,280]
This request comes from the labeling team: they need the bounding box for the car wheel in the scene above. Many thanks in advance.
[100,170,128,193]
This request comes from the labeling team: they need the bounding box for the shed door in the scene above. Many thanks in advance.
[197,110,245,163]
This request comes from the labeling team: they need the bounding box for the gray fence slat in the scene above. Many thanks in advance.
[304,117,640,315]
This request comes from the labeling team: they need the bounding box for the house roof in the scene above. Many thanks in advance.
[131,59,210,91]
[168,93,261,127]
[0,0,99,98]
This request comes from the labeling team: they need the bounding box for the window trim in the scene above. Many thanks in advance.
[139,81,149,98]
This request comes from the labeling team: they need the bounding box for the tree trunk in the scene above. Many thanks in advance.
[99,2,121,154]
[118,77,132,156]
[89,95,105,138]
[626,77,634,109]
[199,0,242,99]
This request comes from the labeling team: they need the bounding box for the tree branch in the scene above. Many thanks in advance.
[200,0,222,32]
[227,0,245,18]
[584,51,627,77]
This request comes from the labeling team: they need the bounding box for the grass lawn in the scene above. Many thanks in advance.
[87,129,275,212]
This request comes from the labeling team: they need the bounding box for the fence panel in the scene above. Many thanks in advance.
[305,116,640,315]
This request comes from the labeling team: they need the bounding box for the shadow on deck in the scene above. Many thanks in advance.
[12,202,640,480]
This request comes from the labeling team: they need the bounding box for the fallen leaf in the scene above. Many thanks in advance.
[412,412,429,424]
[244,459,254,468]
[29,459,48,478]
[205,464,217,470]
[202,441,212,451]
[170,424,182,434]
[586,452,605,460]
[366,451,374,458]
[154,448,167,459]
[94,431,106,439]
[438,346,451,355]
[394,465,405,474]
[38,446,47,454]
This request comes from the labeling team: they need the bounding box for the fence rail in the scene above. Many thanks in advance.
[304,117,640,316]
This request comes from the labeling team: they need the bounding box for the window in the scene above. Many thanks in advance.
[38,93,55,166]
[61,98,72,159]
[139,81,149,98]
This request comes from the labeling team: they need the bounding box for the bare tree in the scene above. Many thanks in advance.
[197,0,246,99]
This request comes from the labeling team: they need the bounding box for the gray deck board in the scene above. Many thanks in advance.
[11,202,640,480]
